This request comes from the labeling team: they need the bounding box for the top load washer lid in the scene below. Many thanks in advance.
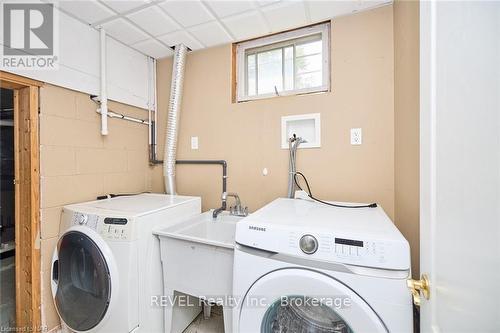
[236,198,410,271]
[64,193,199,217]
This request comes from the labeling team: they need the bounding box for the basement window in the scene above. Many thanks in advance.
[235,22,330,102]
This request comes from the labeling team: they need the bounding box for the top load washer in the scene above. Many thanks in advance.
[233,198,412,332]
[51,193,201,333]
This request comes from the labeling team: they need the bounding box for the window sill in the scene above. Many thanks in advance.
[236,86,330,103]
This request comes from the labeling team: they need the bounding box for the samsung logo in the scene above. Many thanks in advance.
[249,225,266,232]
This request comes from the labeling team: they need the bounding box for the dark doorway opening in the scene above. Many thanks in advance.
[0,87,15,328]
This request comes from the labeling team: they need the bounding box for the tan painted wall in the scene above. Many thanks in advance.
[394,0,420,278]
[154,6,396,220]
[37,3,420,329]
[38,84,154,331]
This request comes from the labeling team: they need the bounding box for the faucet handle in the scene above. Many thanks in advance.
[230,204,248,217]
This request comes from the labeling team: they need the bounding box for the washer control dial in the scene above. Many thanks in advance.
[299,234,318,254]
[76,213,88,225]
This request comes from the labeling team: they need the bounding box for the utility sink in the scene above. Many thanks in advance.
[154,211,244,333]
[156,211,240,249]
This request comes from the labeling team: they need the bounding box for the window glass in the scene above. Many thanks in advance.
[261,296,353,333]
[257,48,283,94]
[296,71,323,90]
[295,53,322,75]
[296,39,322,57]
[247,54,256,96]
[238,23,329,101]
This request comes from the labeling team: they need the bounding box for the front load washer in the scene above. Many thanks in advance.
[233,198,413,333]
[51,194,200,333]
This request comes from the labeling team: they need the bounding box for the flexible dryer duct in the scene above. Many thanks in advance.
[164,44,188,194]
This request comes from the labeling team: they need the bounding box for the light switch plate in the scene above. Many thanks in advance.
[350,128,362,145]
[191,136,199,150]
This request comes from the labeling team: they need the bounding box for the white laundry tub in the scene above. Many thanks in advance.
[154,211,242,333]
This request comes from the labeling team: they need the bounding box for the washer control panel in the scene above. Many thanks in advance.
[288,232,391,267]
[71,212,132,241]
[299,235,318,254]
[71,212,98,229]
[98,221,130,241]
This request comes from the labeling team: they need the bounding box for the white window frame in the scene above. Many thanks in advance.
[236,22,330,102]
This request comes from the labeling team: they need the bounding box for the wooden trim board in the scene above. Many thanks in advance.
[3,72,42,331]
[1,71,43,89]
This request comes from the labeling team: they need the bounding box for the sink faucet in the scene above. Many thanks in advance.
[212,192,248,219]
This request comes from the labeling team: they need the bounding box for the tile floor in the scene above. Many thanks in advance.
[183,306,225,333]
[0,255,15,329]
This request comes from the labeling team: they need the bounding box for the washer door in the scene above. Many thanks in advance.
[52,230,112,332]
[238,268,387,333]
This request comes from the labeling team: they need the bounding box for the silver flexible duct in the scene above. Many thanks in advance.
[164,44,188,194]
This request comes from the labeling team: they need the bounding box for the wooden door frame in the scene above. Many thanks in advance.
[1,71,43,331]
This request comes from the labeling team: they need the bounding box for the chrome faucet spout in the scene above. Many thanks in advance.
[212,206,225,219]
[222,192,241,207]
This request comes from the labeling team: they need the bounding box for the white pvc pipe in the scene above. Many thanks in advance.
[147,57,152,146]
[153,58,158,157]
[100,28,108,136]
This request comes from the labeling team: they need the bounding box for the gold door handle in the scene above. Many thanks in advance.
[407,274,430,306]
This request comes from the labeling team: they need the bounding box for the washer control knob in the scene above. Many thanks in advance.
[76,214,88,225]
[299,234,318,254]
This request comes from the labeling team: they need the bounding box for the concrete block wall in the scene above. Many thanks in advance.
[38,84,156,331]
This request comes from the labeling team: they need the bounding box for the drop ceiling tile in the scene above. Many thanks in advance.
[261,1,307,32]
[159,0,214,28]
[127,6,180,36]
[307,1,358,22]
[357,0,391,11]
[102,18,150,44]
[100,0,150,13]
[188,21,232,48]
[204,1,255,18]
[222,11,268,41]
[58,1,116,25]
[132,39,174,58]
[257,0,281,7]
[158,31,204,50]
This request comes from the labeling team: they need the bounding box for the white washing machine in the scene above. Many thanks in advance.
[51,193,201,333]
[233,198,413,333]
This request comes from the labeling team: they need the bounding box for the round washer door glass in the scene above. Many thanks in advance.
[54,231,111,331]
[262,296,352,333]
[238,268,387,333]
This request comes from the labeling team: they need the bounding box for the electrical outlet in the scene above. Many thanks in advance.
[350,128,362,145]
[191,136,199,150]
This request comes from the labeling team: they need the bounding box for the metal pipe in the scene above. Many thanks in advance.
[91,96,149,125]
[96,109,149,125]
[164,44,188,194]
[150,58,160,164]
[287,135,305,198]
[175,160,228,212]
[99,28,108,136]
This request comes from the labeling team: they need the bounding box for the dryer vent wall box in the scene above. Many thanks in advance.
[52,194,201,333]
[281,113,321,149]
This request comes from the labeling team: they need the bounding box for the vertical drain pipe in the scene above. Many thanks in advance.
[99,28,108,136]
[164,44,188,194]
